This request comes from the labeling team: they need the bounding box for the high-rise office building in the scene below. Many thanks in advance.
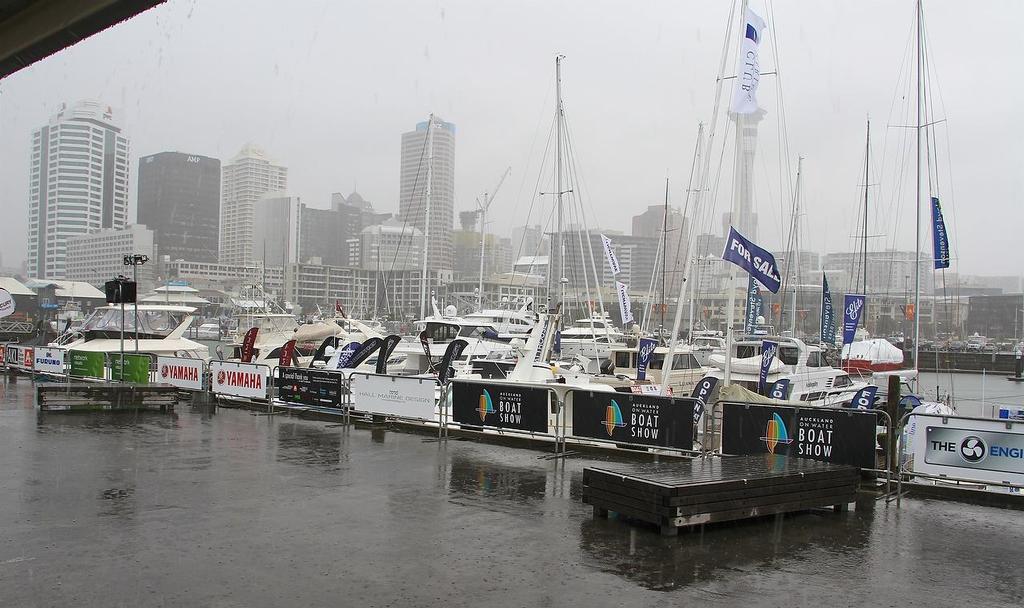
[137,151,221,263]
[398,117,455,274]
[252,194,302,268]
[27,100,130,279]
[220,144,287,265]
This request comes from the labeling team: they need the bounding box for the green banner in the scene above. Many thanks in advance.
[68,350,105,379]
[110,353,150,384]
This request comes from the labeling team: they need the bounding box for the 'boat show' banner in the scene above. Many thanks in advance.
[571,391,694,450]
[451,381,549,433]
[721,402,878,469]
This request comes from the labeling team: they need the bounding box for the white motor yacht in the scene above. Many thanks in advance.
[707,336,868,406]
[558,312,627,360]
[51,304,209,359]
[586,344,711,396]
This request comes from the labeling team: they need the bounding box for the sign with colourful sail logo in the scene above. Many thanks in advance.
[931,196,950,269]
[721,402,878,469]
[569,391,694,450]
[635,337,657,381]
[842,294,866,345]
[450,382,549,433]
[722,226,781,293]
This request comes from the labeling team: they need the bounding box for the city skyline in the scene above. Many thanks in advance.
[1,1,1021,279]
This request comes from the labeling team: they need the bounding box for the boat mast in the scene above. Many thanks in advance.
[913,0,923,372]
[790,156,802,337]
[862,118,870,296]
[724,0,750,386]
[419,114,434,320]
[661,177,669,336]
[555,55,566,315]
[686,123,704,343]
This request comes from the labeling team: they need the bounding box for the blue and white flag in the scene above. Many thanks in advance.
[722,226,781,293]
[600,234,621,276]
[332,341,362,369]
[730,7,766,115]
[767,378,791,401]
[636,337,657,381]
[842,294,866,345]
[931,197,950,270]
[615,281,634,325]
[849,385,879,410]
[690,376,719,423]
[759,340,779,395]
[820,273,835,345]
[744,275,762,334]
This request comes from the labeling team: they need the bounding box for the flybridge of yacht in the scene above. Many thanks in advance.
[79,305,195,339]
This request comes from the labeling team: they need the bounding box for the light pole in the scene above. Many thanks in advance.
[124,254,149,353]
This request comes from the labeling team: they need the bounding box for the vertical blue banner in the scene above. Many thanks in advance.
[848,385,879,410]
[690,376,719,423]
[767,378,791,400]
[759,340,779,395]
[820,273,835,345]
[842,294,866,345]
[744,275,762,334]
[931,197,950,269]
[636,337,657,381]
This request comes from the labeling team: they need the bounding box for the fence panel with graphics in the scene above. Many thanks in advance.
[349,372,438,421]
[209,360,270,400]
[4,344,34,371]
[275,366,346,408]
[901,412,1024,493]
[68,350,105,379]
[32,347,66,376]
[450,380,552,435]
[108,353,154,384]
[567,390,696,452]
[156,356,206,390]
[721,402,880,470]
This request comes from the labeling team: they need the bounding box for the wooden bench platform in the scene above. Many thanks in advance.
[36,383,181,412]
[583,454,860,536]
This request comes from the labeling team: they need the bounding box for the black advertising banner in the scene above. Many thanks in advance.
[721,402,877,469]
[451,382,549,433]
[571,391,695,450]
[276,367,345,408]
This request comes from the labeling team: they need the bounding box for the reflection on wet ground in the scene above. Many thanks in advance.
[0,378,1021,606]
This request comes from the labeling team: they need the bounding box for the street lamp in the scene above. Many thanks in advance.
[123,254,149,352]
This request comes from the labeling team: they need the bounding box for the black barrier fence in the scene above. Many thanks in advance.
[274,366,347,408]
[450,381,550,433]
[569,390,696,451]
[720,401,880,470]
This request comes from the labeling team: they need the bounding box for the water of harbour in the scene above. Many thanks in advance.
[0,377,1021,607]
[920,371,1024,418]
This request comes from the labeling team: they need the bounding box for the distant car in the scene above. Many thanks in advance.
[949,341,965,351]
[982,344,997,353]
[196,323,221,341]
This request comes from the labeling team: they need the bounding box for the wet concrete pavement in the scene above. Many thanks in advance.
[1,377,1022,607]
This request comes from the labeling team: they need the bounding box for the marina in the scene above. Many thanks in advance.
[1,377,1022,606]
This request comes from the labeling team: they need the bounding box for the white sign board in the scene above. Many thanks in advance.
[350,373,437,421]
[157,356,205,391]
[0,288,14,319]
[32,347,65,375]
[210,360,269,399]
[908,414,1024,491]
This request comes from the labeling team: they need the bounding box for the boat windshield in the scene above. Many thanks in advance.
[458,325,499,339]
[422,322,461,342]
[81,307,187,336]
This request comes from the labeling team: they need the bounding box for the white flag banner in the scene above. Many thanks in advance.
[0,288,14,319]
[615,281,634,325]
[730,7,766,115]
[600,234,621,276]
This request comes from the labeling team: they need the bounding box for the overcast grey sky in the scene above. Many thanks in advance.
[1,0,1020,276]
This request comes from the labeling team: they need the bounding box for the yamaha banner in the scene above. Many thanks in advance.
[721,226,781,293]
[689,376,718,423]
[376,334,402,374]
[820,273,835,345]
[931,196,951,269]
[842,294,866,345]
[636,337,657,381]
[570,391,694,450]
[768,378,792,400]
[759,340,779,394]
[721,402,878,469]
[849,385,878,410]
[744,275,762,334]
